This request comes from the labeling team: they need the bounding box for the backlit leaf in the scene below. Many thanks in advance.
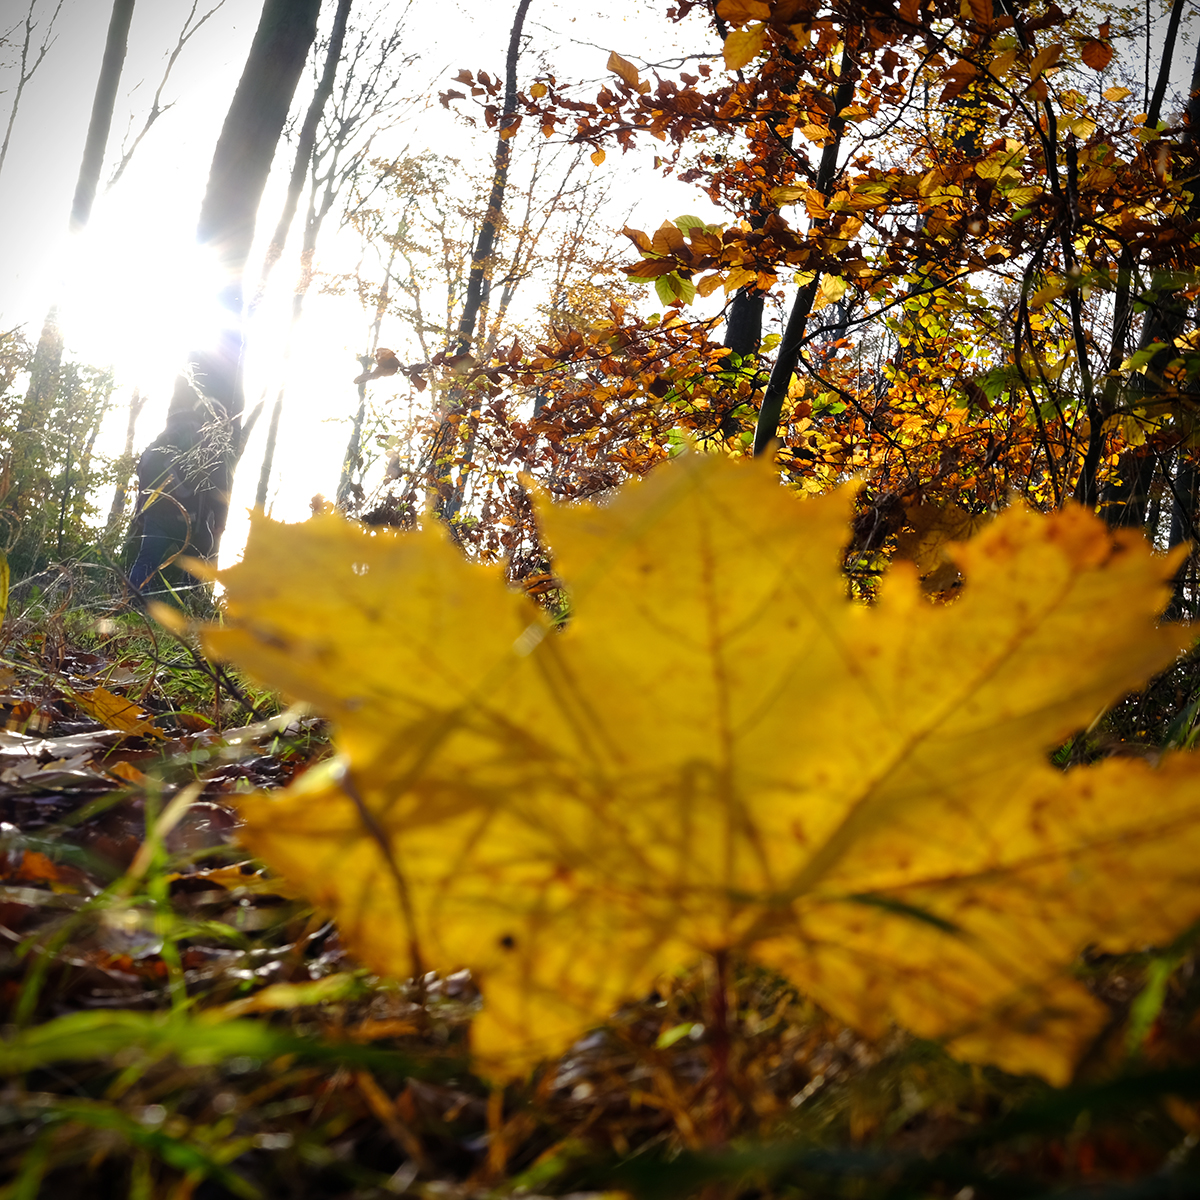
[1081,39,1114,71]
[724,24,766,71]
[813,274,848,311]
[987,48,1017,79]
[606,51,640,89]
[715,0,771,21]
[199,456,1198,1083]
[1029,42,1063,82]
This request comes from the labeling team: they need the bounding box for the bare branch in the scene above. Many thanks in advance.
[0,0,65,184]
[105,0,230,191]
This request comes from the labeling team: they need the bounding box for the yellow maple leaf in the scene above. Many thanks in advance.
[71,686,163,739]
[197,456,1198,1083]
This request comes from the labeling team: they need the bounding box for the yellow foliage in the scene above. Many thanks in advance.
[813,273,848,311]
[198,456,1197,1083]
[723,24,766,71]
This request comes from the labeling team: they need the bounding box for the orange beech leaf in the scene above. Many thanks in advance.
[1081,38,1114,71]
[967,0,992,25]
[715,0,771,23]
[196,455,1198,1082]
[606,51,640,89]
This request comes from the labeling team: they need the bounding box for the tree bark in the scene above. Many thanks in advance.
[106,387,146,527]
[453,0,532,355]
[752,37,855,457]
[70,0,135,234]
[129,0,321,593]
[255,0,353,302]
[436,0,532,524]
[1081,29,1200,516]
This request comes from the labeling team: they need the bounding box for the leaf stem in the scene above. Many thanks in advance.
[706,949,731,1147]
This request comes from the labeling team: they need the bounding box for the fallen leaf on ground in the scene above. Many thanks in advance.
[71,687,163,738]
[196,454,1198,1082]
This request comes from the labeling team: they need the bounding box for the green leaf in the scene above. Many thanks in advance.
[654,271,696,307]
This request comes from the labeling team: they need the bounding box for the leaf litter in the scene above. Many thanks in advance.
[0,462,1198,1195]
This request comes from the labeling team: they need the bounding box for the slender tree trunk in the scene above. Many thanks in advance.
[338,360,374,507]
[338,232,401,507]
[453,0,532,354]
[255,0,353,304]
[1147,0,1185,131]
[255,396,283,511]
[19,0,134,430]
[1085,30,1200,517]
[107,388,146,527]
[437,0,531,523]
[752,37,855,456]
[5,0,133,550]
[71,0,135,234]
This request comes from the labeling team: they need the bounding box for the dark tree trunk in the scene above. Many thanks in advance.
[1083,29,1200,516]
[106,387,146,528]
[437,0,531,524]
[453,0,532,355]
[256,0,353,302]
[752,37,855,456]
[254,0,353,511]
[724,290,764,359]
[71,0,135,235]
[129,0,321,595]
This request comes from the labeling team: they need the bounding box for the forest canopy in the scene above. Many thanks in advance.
[1,0,1200,1196]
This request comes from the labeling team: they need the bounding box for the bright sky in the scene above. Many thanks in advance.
[0,0,725,569]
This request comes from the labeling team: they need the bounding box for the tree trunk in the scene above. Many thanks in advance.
[453,0,533,357]
[71,0,136,234]
[255,0,353,304]
[437,0,531,524]
[18,0,135,432]
[1086,27,1200,518]
[106,387,146,527]
[129,0,321,594]
[752,37,855,456]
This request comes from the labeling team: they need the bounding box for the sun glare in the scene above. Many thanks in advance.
[57,200,231,395]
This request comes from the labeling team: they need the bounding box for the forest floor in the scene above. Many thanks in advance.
[0,568,1199,1198]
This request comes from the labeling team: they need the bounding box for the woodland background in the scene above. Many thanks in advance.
[1,0,1200,1196]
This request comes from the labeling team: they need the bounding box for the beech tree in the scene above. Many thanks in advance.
[127,0,320,595]
[387,0,1199,618]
